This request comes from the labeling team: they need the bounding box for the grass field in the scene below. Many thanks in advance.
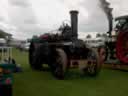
[12,48,128,96]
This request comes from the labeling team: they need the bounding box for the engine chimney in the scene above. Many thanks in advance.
[70,10,79,40]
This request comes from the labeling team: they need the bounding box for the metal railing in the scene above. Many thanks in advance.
[0,47,12,64]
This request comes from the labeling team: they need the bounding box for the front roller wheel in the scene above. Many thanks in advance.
[29,42,43,70]
[29,42,36,69]
[86,49,102,76]
[52,48,68,80]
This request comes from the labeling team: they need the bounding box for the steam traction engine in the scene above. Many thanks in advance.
[99,0,128,70]
[105,15,128,67]
[115,16,128,64]
[29,10,102,79]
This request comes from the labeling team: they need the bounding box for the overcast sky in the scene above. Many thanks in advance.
[0,0,128,40]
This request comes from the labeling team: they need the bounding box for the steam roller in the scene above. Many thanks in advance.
[102,15,128,70]
[29,10,103,79]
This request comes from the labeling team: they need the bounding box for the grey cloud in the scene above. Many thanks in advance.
[59,0,107,33]
[0,17,5,22]
[77,0,108,32]
[107,0,128,17]
[7,0,128,39]
[17,27,48,39]
[23,19,36,24]
[8,0,29,7]
[9,0,38,33]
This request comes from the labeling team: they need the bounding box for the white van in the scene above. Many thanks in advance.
[84,37,105,48]
[0,38,6,46]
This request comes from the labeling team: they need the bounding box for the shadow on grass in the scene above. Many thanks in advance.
[64,70,99,80]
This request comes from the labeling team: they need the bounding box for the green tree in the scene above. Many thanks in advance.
[86,34,91,38]
[96,33,101,38]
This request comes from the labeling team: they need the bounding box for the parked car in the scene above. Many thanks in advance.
[19,43,30,51]
[0,38,6,46]
[84,37,105,48]
[23,43,30,51]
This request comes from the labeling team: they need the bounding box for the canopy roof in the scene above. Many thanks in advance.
[115,15,128,21]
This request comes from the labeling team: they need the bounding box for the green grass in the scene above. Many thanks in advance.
[13,48,128,96]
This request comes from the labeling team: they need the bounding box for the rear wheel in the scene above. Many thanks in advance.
[116,32,128,64]
[52,49,68,79]
[29,42,35,69]
[29,42,42,70]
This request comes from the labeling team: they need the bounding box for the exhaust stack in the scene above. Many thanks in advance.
[70,10,79,40]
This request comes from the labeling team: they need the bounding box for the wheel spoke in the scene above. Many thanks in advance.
[87,60,97,73]
[85,49,102,76]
